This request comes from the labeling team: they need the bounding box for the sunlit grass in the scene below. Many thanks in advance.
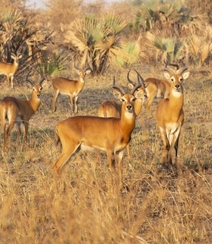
[0,67,211,243]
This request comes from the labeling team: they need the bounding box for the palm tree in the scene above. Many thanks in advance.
[63,15,132,75]
[145,31,185,64]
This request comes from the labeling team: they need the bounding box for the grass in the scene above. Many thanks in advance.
[0,66,211,243]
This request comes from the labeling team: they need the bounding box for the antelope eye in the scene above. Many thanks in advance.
[179,78,183,82]
[132,97,136,102]
[171,78,175,82]
[121,98,125,102]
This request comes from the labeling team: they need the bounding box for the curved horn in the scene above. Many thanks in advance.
[164,62,176,75]
[113,76,125,95]
[130,83,142,95]
[134,69,144,85]
[26,70,34,86]
[127,69,136,86]
[39,76,46,86]
[176,62,188,75]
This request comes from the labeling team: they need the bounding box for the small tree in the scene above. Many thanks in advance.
[62,15,134,75]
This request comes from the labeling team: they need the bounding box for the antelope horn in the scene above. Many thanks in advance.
[130,83,142,95]
[127,69,136,86]
[164,61,180,70]
[26,70,34,86]
[39,76,46,86]
[167,62,180,70]
[133,69,144,85]
[176,62,188,75]
[164,61,176,74]
[113,76,125,95]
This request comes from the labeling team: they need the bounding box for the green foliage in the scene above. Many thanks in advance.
[116,41,140,66]
[37,53,67,76]
[145,31,184,63]
[63,15,133,75]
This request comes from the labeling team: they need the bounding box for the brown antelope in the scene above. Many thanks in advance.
[97,69,148,158]
[0,73,45,150]
[144,63,181,116]
[54,74,145,187]
[0,53,22,88]
[156,64,190,169]
[51,61,91,113]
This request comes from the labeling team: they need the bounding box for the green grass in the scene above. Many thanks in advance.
[0,66,211,243]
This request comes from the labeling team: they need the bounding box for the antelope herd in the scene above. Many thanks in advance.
[0,53,190,187]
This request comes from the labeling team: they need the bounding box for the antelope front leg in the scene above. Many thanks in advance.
[159,127,170,166]
[69,96,75,114]
[53,90,59,112]
[116,150,124,189]
[107,150,116,187]
[172,126,181,170]
[74,96,79,114]
[10,76,14,89]
[23,121,29,142]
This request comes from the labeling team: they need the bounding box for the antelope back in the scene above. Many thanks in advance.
[98,100,121,118]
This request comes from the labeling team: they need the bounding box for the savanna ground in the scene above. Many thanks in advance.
[0,65,212,243]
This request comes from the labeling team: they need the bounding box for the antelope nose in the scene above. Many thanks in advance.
[175,84,181,89]
[127,105,132,110]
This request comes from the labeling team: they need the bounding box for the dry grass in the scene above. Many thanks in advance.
[0,66,211,243]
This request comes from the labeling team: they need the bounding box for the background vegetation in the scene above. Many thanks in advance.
[0,0,211,243]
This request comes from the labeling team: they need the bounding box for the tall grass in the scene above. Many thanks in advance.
[0,67,211,243]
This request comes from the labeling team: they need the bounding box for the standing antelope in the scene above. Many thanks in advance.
[0,53,22,88]
[52,62,91,113]
[54,74,145,187]
[0,74,45,150]
[144,63,181,116]
[156,64,190,169]
[98,69,148,158]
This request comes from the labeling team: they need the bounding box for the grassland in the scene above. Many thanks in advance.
[0,66,211,243]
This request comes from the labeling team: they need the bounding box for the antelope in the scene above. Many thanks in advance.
[0,53,22,88]
[156,64,190,169]
[144,63,181,116]
[51,61,91,113]
[54,74,145,188]
[0,73,45,151]
[97,69,148,158]
[144,77,170,116]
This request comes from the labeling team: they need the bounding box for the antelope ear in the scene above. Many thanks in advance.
[127,83,134,90]
[85,69,91,75]
[113,90,122,100]
[182,71,190,80]
[75,69,81,75]
[164,71,172,80]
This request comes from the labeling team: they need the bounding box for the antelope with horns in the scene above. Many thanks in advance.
[0,53,22,89]
[54,74,145,188]
[0,72,45,151]
[144,63,181,116]
[52,59,91,114]
[156,64,190,169]
[97,69,148,158]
